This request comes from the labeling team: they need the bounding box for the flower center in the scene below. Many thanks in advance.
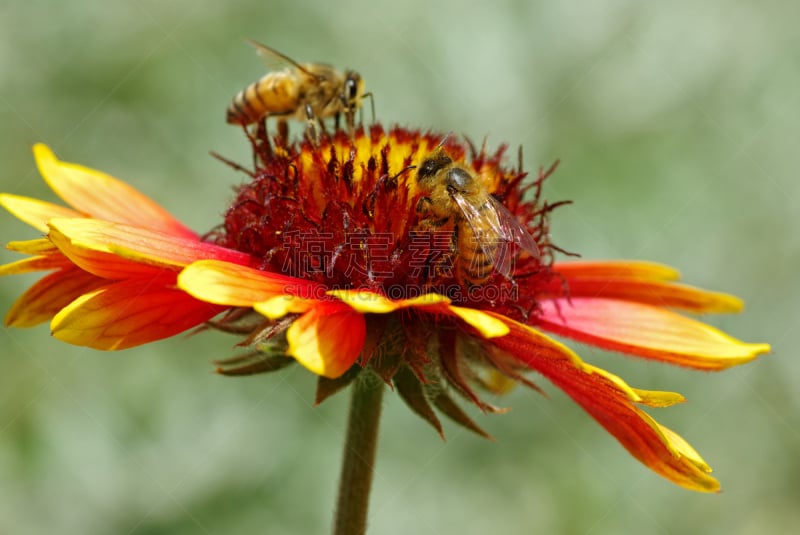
[213,124,561,317]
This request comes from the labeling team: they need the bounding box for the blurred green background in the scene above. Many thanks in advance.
[1,0,797,533]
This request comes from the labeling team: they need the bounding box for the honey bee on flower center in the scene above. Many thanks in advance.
[226,40,370,140]
[415,146,540,289]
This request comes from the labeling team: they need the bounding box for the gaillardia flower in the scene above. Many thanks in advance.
[2,127,769,493]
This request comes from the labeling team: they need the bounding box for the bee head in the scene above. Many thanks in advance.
[417,150,452,182]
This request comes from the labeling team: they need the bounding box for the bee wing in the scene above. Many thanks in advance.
[452,193,540,279]
[245,39,322,80]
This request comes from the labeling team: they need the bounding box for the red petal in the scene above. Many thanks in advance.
[488,314,721,492]
[286,301,366,378]
[47,218,252,279]
[553,260,681,281]
[547,261,742,313]
[178,259,324,306]
[536,298,769,370]
[5,267,107,327]
[0,254,72,276]
[33,144,198,240]
[51,279,224,350]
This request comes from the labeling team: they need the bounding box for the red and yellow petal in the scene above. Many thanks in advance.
[178,259,324,306]
[488,314,720,492]
[327,289,450,313]
[7,238,60,255]
[286,301,366,378]
[328,289,509,338]
[536,298,769,370]
[629,387,686,408]
[254,296,317,319]
[51,279,224,350]
[583,388,719,492]
[5,267,107,327]
[33,144,198,240]
[0,254,71,276]
[553,260,681,281]
[47,220,167,279]
[448,305,510,338]
[547,260,742,314]
[0,194,82,232]
[47,218,253,279]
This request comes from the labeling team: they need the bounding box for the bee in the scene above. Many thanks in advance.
[226,40,369,138]
[415,147,540,288]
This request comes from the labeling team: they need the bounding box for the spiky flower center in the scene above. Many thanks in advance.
[214,125,559,320]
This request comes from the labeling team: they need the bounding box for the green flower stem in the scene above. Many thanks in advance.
[333,371,385,535]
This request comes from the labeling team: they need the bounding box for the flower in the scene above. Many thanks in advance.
[2,127,770,493]
[175,125,768,492]
[0,144,253,349]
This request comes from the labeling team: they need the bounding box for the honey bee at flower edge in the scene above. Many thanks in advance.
[226,39,370,137]
[415,147,540,288]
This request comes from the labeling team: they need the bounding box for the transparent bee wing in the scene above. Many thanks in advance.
[452,193,539,279]
[245,39,321,80]
[488,195,540,258]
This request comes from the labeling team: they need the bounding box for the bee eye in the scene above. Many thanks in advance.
[346,78,359,100]
[417,160,438,179]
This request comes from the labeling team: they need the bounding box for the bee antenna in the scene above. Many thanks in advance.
[391,164,416,180]
[435,132,454,151]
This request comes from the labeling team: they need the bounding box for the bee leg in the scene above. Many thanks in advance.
[415,198,450,228]
[336,94,352,135]
[421,243,439,282]
[445,224,458,280]
[345,109,356,137]
[303,103,320,146]
[276,118,289,147]
[209,150,255,178]
[255,117,273,165]
[243,124,260,169]
[333,112,341,133]
[425,223,456,281]
[416,196,433,215]
[317,117,329,138]
[412,222,445,282]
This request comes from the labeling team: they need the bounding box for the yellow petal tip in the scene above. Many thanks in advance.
[33,143,54,158]
[706,292,745,314]
[33,143,58,177]
[747,343,771,356]
[254,295,313,319]
[449,306,510,338]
